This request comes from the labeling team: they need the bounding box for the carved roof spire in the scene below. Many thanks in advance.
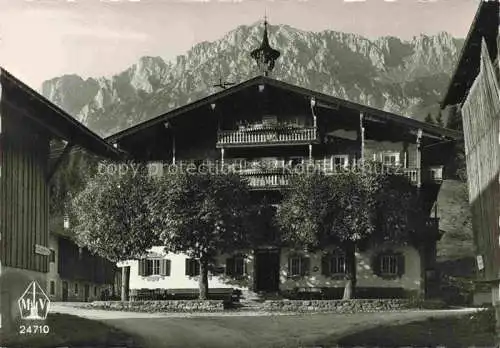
[250,17,281,77]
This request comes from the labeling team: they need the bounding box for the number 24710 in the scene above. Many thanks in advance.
[19,325,50,335]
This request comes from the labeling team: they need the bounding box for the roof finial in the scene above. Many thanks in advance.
[250,15,281,77]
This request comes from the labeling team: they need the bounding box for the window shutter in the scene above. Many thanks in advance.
[185,258,191,276]
[194,260,200,276]
[321,254,330,276]
[138,259,146,276]
[226,257,235,276]
[301,257,310,276]
[160,259,170,276]
[287,256,293,277]
[397,253,405,277]
[242,257,247,275]
[166,259,171,276]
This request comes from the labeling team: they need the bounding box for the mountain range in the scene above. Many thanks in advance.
[40,23,464,137]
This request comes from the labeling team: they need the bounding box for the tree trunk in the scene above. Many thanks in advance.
[199,257,209,300]
[121,266,130,301]
[343,243,357,300]
[343,279,353,300]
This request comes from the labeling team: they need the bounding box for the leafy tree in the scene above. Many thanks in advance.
[277,170,424,299]
[446,104,463,132]
[435,111,444,127]
[277,172,376,298]
[371,174,426,245]
[71,160,158,300]
[424,113,435,125]
[149,172,254,300]
[277,173,335,249]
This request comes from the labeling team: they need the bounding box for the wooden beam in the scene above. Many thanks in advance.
[416,128,422,188]
[316,100,339,110]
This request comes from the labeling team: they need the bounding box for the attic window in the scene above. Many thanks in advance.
[63,215,70,229]
[382,152,400,166]
[258,84,265,92]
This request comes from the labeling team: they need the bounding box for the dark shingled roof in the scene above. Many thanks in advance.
[0,68,123,160]
[108,75,462,144]
[441,0,499,108]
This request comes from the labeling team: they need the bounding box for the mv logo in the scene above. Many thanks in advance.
[17,281,50,320]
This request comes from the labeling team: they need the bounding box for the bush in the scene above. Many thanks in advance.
[438,276,474,306]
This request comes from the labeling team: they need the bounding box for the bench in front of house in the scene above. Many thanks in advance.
[129,288,241,302]
[167,288,241,302]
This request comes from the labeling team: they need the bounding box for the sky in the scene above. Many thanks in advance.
[0,0,481,89]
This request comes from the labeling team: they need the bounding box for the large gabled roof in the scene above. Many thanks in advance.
[0,68,123,160]
[108,75,462,143]
[441,0,499,108]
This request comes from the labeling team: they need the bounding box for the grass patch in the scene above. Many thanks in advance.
[335,308,495,347]
[0,313,142,348]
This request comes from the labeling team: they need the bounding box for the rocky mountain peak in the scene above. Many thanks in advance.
[40,22,464,136]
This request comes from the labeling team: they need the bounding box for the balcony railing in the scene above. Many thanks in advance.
[245,173,291,189]
[216,127,319,147]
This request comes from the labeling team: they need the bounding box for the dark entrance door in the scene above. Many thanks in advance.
[62,281,68,301]
[254,249,280,292]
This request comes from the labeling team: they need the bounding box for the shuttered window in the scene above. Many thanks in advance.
[288,255,309,277]
[226,254,246,278]
[138,259,171,276]
[321,252,347,276]
[185,258,200,276]
[146,259,160,275]
[380,255,398,275]
[382,152,400,166]
[373,252,406,278]
[332,155,349,171]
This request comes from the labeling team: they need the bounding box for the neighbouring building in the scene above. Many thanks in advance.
[109,20,461,299]
[0,68,121,332]
[46,216,118,302]
[440,0,500,305]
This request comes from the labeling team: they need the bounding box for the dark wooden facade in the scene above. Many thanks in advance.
[460,41,500,282]
[0,68,121,274]
[441,0,499,108]
[441,1,500,282]
[58,237,116,285]
[0,94,51,272]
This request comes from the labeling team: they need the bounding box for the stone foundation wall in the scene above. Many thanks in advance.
[85,300,225,312]
[262,299,411,312]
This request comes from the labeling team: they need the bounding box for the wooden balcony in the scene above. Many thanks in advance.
[216,127,319,148]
